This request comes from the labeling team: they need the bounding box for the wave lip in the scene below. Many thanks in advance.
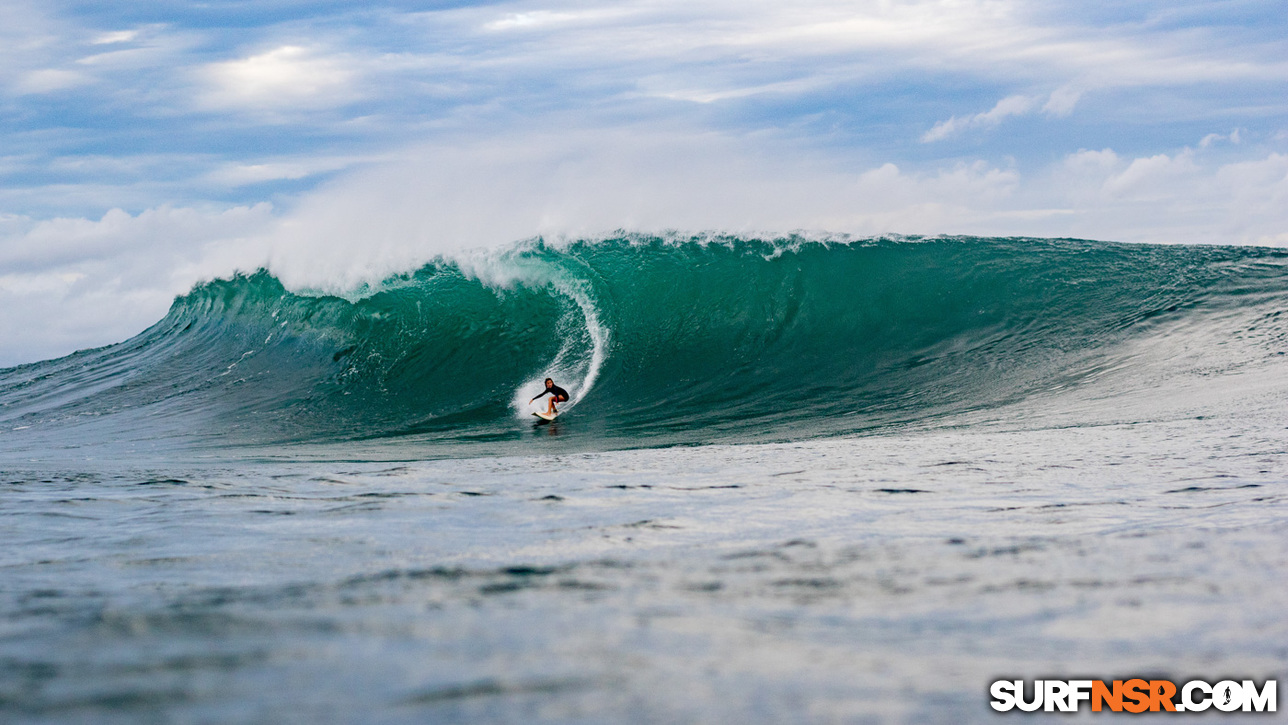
[2,235,1287,454]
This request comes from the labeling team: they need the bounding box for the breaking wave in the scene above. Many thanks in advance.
[2,235,1286,456]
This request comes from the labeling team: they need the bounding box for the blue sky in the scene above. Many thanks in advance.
[2,0,1287,364]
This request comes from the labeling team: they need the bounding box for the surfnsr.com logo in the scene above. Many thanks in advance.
[990,679,1277,713]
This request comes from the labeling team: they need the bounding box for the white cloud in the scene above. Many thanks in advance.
[1199,129,1242,148]
[14,68,91,94]
[91,30,138,45]
[456,0,1288,110]
[0,270,85,295]
[1064,148,1119,171]
[483,10,622,32]
[0,204,274,366]
[204,155,375,187]
[1103,151,1199,196]
[923,87,1083,142]
[923,94,1038,142]
[1,0,1282,211]
[199,45,357,111]
[1213,152,1288,244]
[1042,85,1081,116]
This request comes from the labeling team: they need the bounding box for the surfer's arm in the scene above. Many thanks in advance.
[530,390,550,402]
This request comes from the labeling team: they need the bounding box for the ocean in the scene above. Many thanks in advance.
[2,236,1286,722]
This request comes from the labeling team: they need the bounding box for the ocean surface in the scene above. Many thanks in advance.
[2,236,1286,723]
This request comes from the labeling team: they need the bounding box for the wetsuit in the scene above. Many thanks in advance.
[533,384,570,402]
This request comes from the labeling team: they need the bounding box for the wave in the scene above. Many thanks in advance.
[2,235,1287,455]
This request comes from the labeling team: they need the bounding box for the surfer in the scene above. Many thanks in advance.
[530,378,570,416]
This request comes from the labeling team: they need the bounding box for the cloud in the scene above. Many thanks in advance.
[1064,147,1119,171]
[923,95,1039,142]
[14,68,91,94]
[483,9,624,32]
[91,30,138,45]
[923,87,1082,142]
[1199,129,1242,148]
[1102,151,1199,196]
[454,0,1288,107]
[203,155,375,187]
[0,204,274,366]
[1042,86,1081,116]
[199,45,357,111]
[2,0,1284,216]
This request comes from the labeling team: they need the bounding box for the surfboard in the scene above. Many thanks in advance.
[532,411,558,423]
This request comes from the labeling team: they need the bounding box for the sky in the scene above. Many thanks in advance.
[1,0,1287,366]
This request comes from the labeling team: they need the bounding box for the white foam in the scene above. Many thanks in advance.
[449,246,609,419]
